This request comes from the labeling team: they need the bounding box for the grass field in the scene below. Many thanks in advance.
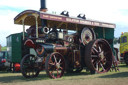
[1,46,7,51]
[0,64,128,85]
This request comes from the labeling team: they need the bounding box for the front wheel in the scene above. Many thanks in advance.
[45,52,65,79]
[20,54,40,78]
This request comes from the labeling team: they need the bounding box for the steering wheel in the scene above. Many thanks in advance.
[48,29,58,40]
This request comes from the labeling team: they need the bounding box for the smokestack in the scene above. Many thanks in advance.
[40,0,48,12]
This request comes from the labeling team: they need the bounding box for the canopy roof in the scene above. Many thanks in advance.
[14,10,41,26]
[14,10,116,29]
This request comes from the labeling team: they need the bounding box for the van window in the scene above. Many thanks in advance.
[121,36,127,43]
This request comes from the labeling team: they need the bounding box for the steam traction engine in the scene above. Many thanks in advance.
[14,0,116,79]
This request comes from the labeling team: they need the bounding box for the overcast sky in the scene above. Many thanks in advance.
[0,0,128,46]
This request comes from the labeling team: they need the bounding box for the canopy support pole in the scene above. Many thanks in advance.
[22,19,25,40]
[35,16,39,38]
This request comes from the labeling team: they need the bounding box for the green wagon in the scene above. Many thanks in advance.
[6,33,29,72]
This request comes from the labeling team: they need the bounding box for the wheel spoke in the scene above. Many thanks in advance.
[50,70,54,75]
[96,62,99,71]
[92,59,96,64]
[100,62,105,71]
[49,63,55,65]
[56,69,59,77]
[91,55,98,58]
[58,59,61,64]
[49,58,54,64]
[54,55,57,63]
[99,51,104,59]
[48,65,52,70]
[98,46,102,53]
[101,57,106,63]
[59,67,63,70]
[92,47,98,53]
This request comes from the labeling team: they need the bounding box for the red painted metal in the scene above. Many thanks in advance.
[1,59,6,63]
[40,13,115,28]
[24,39,36,49]
[14,63,20,71]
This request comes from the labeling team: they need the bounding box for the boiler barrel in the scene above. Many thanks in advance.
[39,44,71,55]
[42,44,54,53]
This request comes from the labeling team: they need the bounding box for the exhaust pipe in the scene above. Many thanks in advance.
[40,0,47,12]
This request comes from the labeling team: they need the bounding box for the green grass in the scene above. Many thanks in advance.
[1,46,7,51]
[0,64,128,85]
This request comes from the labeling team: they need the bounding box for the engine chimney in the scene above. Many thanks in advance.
[40,0,47,12]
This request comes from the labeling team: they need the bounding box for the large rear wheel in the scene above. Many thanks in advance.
[85,39,113,74]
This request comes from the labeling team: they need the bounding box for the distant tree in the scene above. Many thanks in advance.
[118,37,120,43]
[113,37,120,44]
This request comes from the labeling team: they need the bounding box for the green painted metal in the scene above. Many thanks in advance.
[6,33,29,63]
[94,27,114,53]
[94,27,104,39]
[105,28,114,51]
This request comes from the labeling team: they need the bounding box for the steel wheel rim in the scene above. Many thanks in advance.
[90,39,112,73]
[21,54,39,78]
[46,52,65,78]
